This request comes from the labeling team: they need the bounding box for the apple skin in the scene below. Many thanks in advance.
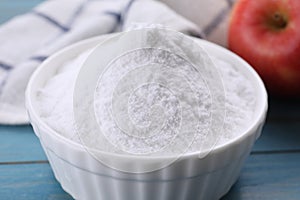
[228,0,300,97]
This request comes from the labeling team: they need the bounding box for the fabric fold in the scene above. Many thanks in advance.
[0,0,218,124]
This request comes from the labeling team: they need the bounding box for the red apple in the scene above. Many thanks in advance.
[228,0,300,97]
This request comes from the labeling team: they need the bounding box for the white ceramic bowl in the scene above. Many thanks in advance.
[26,34,268,200]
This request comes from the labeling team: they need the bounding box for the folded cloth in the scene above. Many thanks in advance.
[0,0,124,124]
[122,0,203,37]
[0,0,204,124]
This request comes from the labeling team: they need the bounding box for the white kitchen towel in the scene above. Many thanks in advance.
[122,0,204,37]
[0,0,203,124]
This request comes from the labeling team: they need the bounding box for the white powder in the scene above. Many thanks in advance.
[36,35,256,157]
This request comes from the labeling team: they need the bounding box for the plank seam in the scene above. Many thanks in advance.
[251,149,300,155]
[0,160,48,165]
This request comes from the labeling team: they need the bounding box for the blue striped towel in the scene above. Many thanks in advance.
[0,0,233,125]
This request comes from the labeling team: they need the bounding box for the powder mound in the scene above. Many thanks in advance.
[37,50,256,156]
[37,30,256,157]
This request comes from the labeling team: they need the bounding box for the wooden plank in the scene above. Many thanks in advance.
[222,153,300,200]
[0,125,47,162]
[0,163,73,200]
[253,120,300,153]
[268,98,300,120]
[0,0,44,24]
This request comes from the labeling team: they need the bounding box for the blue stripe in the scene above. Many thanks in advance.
[30,56,48,62]
[0,62,13,71]
[226,0,234,7]
[121,0,136,27]
[123,0,135,17]
[66,1,87,27]
[203,7,229,35]
[0,72,9,96]
[31,10,70,32]
[104,11,122,23]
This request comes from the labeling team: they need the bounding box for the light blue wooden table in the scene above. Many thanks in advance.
[0,1,300,199]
